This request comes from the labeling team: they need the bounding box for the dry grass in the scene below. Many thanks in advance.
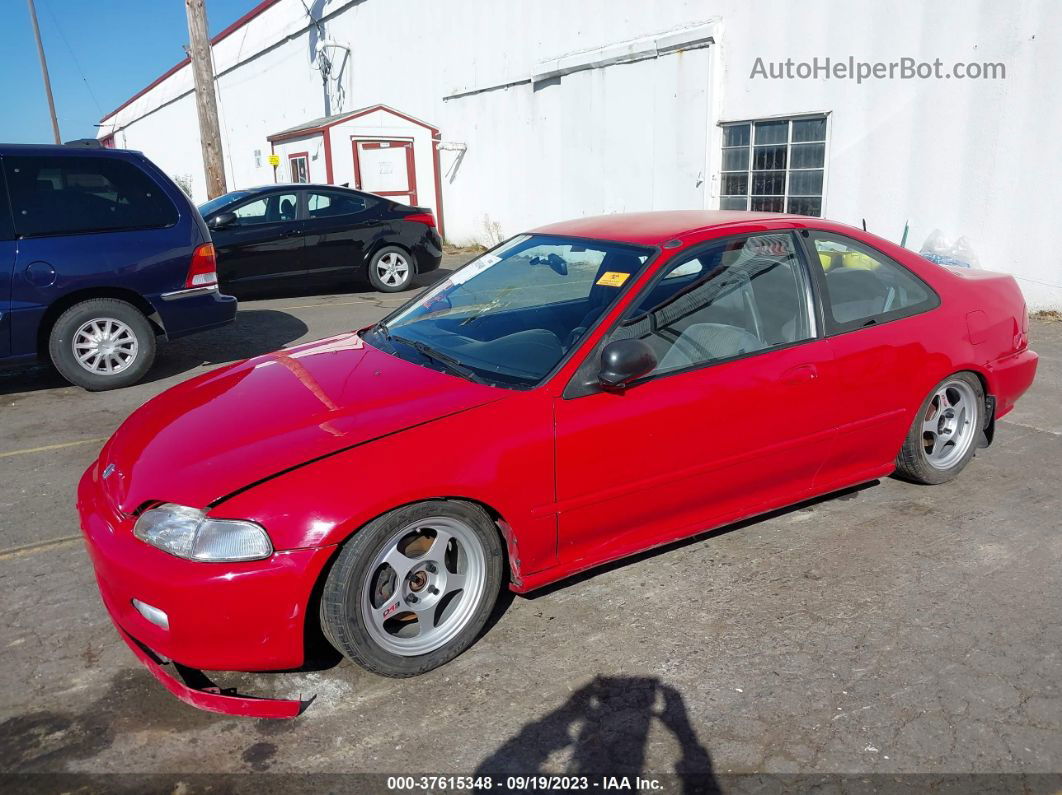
[442,242,487,255]
[1033,310,1062,322]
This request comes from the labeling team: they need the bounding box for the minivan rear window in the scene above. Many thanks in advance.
[3,156,178,237]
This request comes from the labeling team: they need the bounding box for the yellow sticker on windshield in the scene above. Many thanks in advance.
[596,271,631,287]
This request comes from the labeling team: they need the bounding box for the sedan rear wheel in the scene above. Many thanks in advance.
[895,372,983,484]
[368,246,414,292]
[320,500,504,676]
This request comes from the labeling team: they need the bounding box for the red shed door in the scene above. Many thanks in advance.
[353,140,417,205]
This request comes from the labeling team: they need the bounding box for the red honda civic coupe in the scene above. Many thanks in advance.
[77,211,1037,716]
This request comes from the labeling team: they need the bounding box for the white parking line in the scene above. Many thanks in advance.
[0,534,82,561]
[0,437,107,459]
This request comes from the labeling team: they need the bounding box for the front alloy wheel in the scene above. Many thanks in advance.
[320,501,504,676]
[362,516,487,656]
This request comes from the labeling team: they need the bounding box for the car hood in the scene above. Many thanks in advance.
[100,333,503,514]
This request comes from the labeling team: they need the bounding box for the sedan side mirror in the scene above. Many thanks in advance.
[209,211,237,230]
[598,338,657,389]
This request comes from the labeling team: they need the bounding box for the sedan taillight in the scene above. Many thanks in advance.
[404,212,436,228]
[185,243,218,288]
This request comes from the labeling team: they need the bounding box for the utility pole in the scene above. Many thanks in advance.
[26,0,61,144]
[184,0,227,198]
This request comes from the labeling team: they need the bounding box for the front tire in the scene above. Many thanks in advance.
[320,500,504,677]
[368,246,415,292]
[895,372,983,484]
[47,298,156,391]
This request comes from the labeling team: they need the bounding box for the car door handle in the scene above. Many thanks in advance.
[279,228,302,238]
[781,364,819,384]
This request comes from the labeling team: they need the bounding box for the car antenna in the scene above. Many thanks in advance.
[862,218,867,231]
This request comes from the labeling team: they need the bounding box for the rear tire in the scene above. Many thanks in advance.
[48,298,156,391]
[320,500,504,677]
[368,246,415,292]
[895,372,983,484]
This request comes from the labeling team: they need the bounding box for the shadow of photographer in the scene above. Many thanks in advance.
[475,675,720,794]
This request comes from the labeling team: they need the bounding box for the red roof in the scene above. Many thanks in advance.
[100,0,282,124]
[530,210,806,245]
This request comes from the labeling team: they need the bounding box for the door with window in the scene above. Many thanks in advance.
[289,153,309,183]
[353,140,417,205]
[554,232,836,566]
[210,191,304,287]
[801,230,941,488]
[301,189,378,281]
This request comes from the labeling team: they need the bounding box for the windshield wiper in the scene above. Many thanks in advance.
[391,335,486,384]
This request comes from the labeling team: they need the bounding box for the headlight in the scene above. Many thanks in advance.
[133,503,273,562]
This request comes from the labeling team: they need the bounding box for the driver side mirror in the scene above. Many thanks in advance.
[209,211,237,230]
[598,339,657,389]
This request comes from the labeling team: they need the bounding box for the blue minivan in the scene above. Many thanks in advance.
[0,144,236,390]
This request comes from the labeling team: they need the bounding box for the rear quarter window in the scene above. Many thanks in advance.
[4,155,178,237]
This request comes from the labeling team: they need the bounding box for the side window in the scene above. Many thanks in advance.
[232,193,298,225]
[307,191,368,218]
[4,155,177,237]
[809,232,936,331]
[614,233,814,376]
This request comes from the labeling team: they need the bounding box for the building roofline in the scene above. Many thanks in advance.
[266,104,441,142]
[99,0,282,124]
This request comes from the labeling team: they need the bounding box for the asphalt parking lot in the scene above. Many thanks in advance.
[1,254,1060,787]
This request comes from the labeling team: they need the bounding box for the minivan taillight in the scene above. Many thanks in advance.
[185,243,218,288]
[405,212,436,228]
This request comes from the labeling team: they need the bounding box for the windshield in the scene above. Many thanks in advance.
[365,234,654,388]
[197,191,251,217]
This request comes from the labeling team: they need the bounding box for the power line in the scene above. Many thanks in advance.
[39,0,104,117]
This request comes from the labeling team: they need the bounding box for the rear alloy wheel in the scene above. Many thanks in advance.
[48,298,156,391]
[320,501,504,676]
[895,372,983,484]
[368,246,414,292]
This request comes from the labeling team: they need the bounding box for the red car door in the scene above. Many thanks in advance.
[552,232,836,570]
[800,230,943,491]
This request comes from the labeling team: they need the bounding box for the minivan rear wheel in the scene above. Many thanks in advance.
[48,298,156,390]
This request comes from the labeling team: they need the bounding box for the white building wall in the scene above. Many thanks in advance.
[99,0,1062,308]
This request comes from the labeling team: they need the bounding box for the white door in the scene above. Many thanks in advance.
[353,140,417,205]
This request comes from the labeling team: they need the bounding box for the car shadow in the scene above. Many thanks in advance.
[474,675,720,793]
[143,309,310,383]
[0,309,309,396]
[222,268,453,302]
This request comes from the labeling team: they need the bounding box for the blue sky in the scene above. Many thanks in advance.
[1,0,254,144]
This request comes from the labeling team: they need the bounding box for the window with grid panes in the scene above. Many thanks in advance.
[719,116,827,216]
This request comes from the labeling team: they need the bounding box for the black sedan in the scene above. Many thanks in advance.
[197,184,442,293]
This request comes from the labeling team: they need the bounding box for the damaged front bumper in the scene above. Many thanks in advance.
[77,464,336,717]
[112,604,308,719]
